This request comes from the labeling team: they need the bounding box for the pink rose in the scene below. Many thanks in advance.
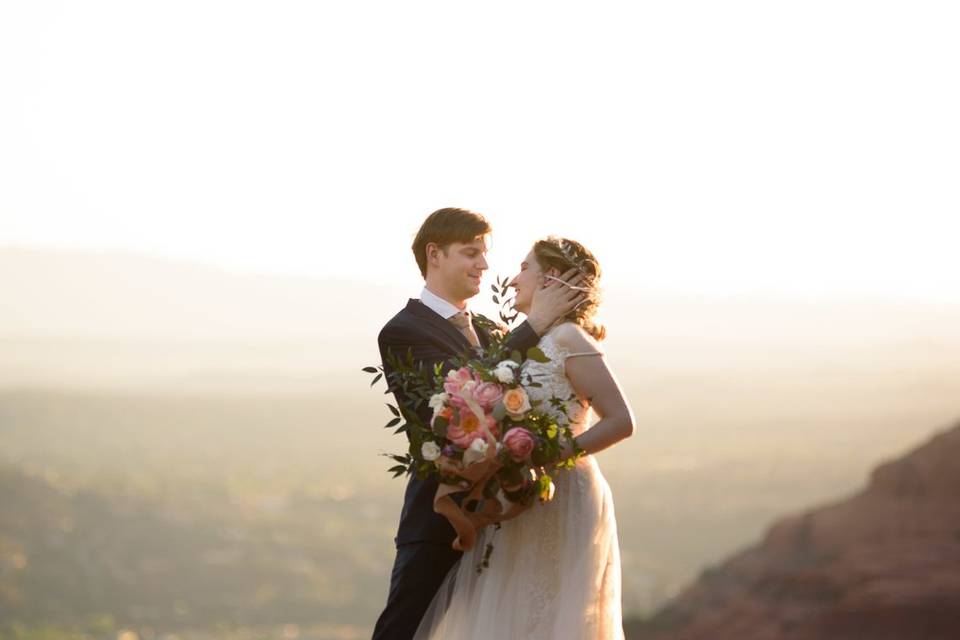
[474,382,503,411]
[447,408,499,449]
[443,367,474,396]
[448,393,469,410]
[503,427,536,462]
[448,380,479,410]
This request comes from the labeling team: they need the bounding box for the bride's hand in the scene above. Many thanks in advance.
[544,441,578,474]
[526,268,587,336]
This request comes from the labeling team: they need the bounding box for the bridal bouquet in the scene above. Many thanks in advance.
[364,277,585,566]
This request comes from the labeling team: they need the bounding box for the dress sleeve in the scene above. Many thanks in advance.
[565,351,604,359]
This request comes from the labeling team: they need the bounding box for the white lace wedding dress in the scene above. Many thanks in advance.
[413,325,624,639]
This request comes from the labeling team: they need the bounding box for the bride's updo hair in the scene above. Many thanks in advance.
[532,236,606,342]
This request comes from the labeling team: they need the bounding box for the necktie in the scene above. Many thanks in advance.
[449,311,481,349]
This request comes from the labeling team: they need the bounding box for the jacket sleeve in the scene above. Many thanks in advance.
[378,324,463,381]
[502,319,540,355]
[378,323,462,437]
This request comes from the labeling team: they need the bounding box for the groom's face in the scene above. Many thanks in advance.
[431,235,489,301]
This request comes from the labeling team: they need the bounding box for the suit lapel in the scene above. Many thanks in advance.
[405,299,472,353]
[475,318,492,350]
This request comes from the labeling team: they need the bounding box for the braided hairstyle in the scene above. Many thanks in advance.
[532,236,606,341]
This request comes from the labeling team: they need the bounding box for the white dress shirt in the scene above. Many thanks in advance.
[419,286,469,321]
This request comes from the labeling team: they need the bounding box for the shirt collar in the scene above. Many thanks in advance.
[420,286,468,320]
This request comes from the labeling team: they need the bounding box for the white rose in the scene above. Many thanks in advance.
[494,360,519,383]
[429,393,449,414]
[421,441,441,461]
[462,438,489,466]
[469,438,488,453]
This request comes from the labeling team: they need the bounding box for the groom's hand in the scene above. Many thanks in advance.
[526,267,588,336]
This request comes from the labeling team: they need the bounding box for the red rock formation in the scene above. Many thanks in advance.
[628,422,960,640]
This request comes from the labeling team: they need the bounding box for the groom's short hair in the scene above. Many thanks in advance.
[412,208,492,278]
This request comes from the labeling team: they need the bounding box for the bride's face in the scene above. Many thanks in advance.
[508,248,544,315]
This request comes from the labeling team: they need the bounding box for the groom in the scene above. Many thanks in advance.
[372,208,585,639]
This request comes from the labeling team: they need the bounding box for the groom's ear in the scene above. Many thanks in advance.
[425,242,444,267]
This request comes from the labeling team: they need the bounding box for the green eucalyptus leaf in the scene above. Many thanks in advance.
[526,347,550,363]
[537,474,554,501]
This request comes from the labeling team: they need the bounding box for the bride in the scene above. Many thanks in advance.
[413,236,636,639]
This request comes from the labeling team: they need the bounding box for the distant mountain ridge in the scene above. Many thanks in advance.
[3,246,960,391]
[0,246,398,340]
[4,245,960,342]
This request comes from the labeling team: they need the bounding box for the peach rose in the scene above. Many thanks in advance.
[502,387,531,420]
[503,427,536,462]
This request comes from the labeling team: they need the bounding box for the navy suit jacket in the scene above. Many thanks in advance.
[378,298,541,545]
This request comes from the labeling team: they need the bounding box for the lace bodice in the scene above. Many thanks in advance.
[521,325,595,436]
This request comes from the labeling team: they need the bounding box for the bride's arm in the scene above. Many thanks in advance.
[553,324,635,457]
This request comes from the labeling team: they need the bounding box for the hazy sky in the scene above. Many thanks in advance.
[2,1,958,299]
